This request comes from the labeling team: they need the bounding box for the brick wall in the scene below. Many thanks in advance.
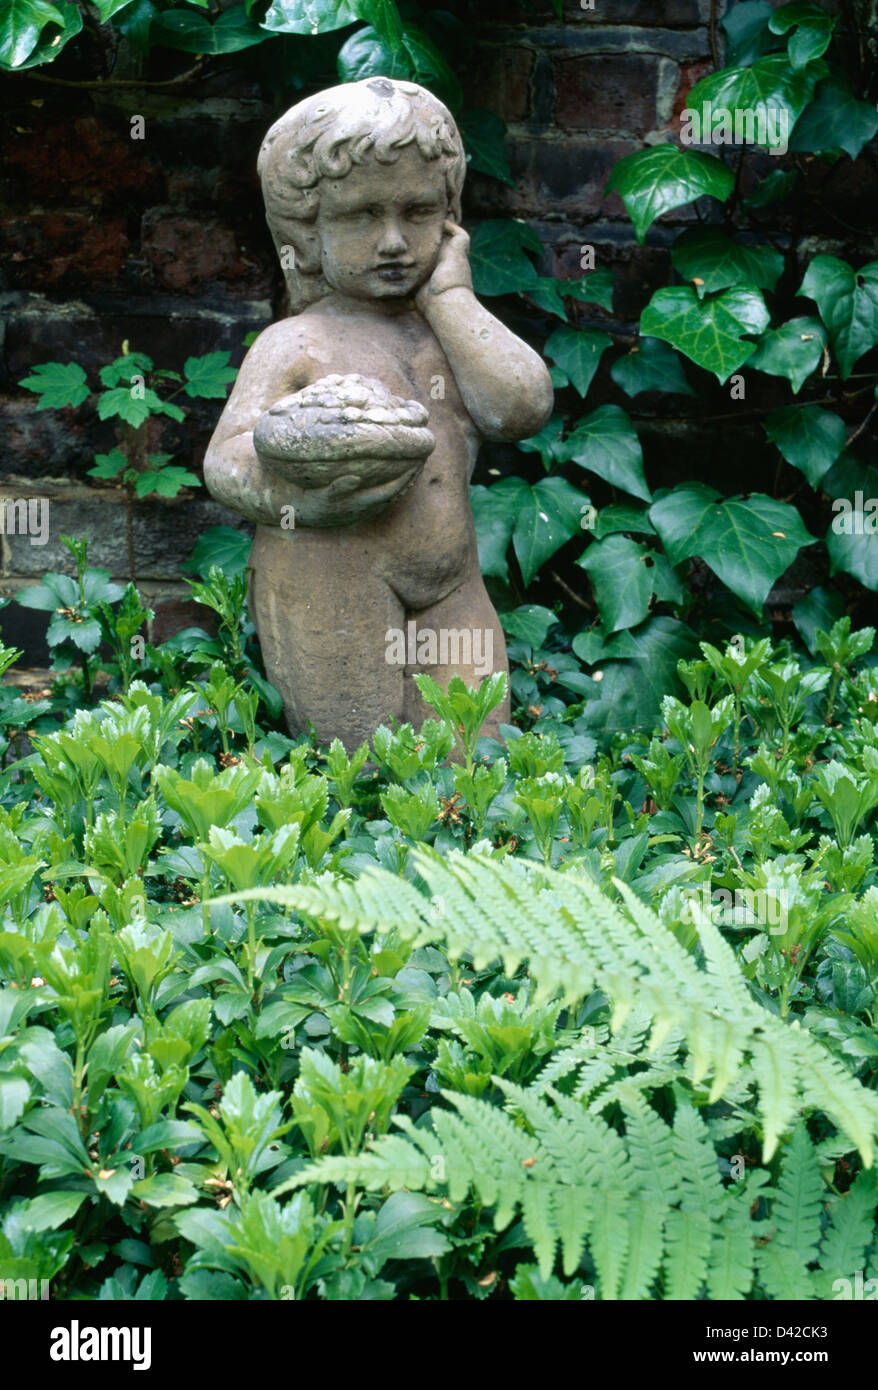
[0,0,869,656]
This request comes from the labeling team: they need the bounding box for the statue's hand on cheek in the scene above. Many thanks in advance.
[415,219,474,312]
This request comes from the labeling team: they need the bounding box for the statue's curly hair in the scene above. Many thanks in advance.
[257,77,466,314]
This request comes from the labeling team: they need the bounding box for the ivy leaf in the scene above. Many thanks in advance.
[512,476,588,587]
[183,352,238,399]
[336,24,462,112]
[789,76,878,160]
[459,109,515,186]
[544,327,612,398]
[649,484,815,613]
[500,605,560,648]
[768,1,835,70]
[722,0,775,66]
[152,7,267,52]
[471,476,586,587]
[577,617,700,732]
[640,285,770,383]
[558,405,650,502]
[765,405,845,488]
[515,414,565,471]
[792,585,846,656]
[18,361,90,409]
[2,0,81,68]
[605,144,734,244]
[578,536,681,634]
[260,0,358,35]
[355,0,403,50]
[798,256,878,380]
[743,169,798,210]
[94,0,136,18]
[564,270,617,312]
[0,0,65,66]
[592,503,656,539]
[687,54,826,152]
[747,317,827,394]
[671,228,784,298]
[468,220,540,296]
[470,481,520,583]
[526,278,568,320]
[610,337,695,398]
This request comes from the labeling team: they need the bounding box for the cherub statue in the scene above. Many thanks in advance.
[205,76,553,750]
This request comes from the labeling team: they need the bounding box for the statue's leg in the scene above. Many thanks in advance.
[249,526,405,750]
[401,565,511,741]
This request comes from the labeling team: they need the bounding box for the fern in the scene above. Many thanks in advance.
[245,851,878,1164]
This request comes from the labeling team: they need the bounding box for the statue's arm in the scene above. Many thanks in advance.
[204,324,311,526]
[416,223,554,443]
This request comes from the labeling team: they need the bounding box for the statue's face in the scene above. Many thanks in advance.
[314,144,449,303]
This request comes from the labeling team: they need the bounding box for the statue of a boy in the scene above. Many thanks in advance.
[205,77,553,750]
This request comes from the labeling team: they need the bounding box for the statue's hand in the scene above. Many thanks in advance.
[415,219,473,311]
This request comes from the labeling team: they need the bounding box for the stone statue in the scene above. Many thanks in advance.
[205,76,554,750]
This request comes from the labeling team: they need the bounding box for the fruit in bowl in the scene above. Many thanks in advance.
[253,373,435,524]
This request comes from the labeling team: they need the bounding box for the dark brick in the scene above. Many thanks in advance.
[563,0,705,24]
[6,115,164,205]
[555,55,661,133]
[0,213,129,290]
[466,137,637,220]
[460,47,535,124]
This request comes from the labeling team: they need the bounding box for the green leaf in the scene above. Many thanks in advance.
[789,75,878,160]
[605,145,734,244]
[526,278,568,320]
[500,605,560,648]
[824,456,878,590]
[336,24,462,112]
[131,1172,200,1208]
[133,467,200,499]
[765,405,845,487]
[578,535,680,634]
[355,0,402,49]
[798,255,878,380]
[640,286,770,384]
[98,352,153,388]
[747,317,826,394]
[792,585,846,657]
[610,338,695,398]
[0,1076,30,1128]
[261,0,358,35]
[0,0,65,65]
[96,388,150,428]
[18,361,89,410]
[468,220,540,296]
[459,109,515,187]
[20,1191,87,1230]
[1,0,81,68]
[671,228,784,298]
[88,449,129,481]
[722,0,775,67]
[564,269,617,312]
[470,482,519,583]
[592,504,655,539]
[557,405,651,503]
[183,351,238,399]
[513,477,589,587]
[743,169,798,210]
[94,0,136,18]
[182,525,252,579]
[578,617,700,731]
[152,8,267,53]
[649,484,815,614]
[687,54,826,151]
[544,327,612,398]
[515,414,565,471]
[768,2,835,70]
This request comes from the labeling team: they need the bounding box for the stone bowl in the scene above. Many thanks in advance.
[253,373,435,495]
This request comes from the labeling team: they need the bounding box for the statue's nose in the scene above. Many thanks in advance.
[377,217,407,255]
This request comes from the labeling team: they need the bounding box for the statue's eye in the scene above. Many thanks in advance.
[408,205,436,219]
